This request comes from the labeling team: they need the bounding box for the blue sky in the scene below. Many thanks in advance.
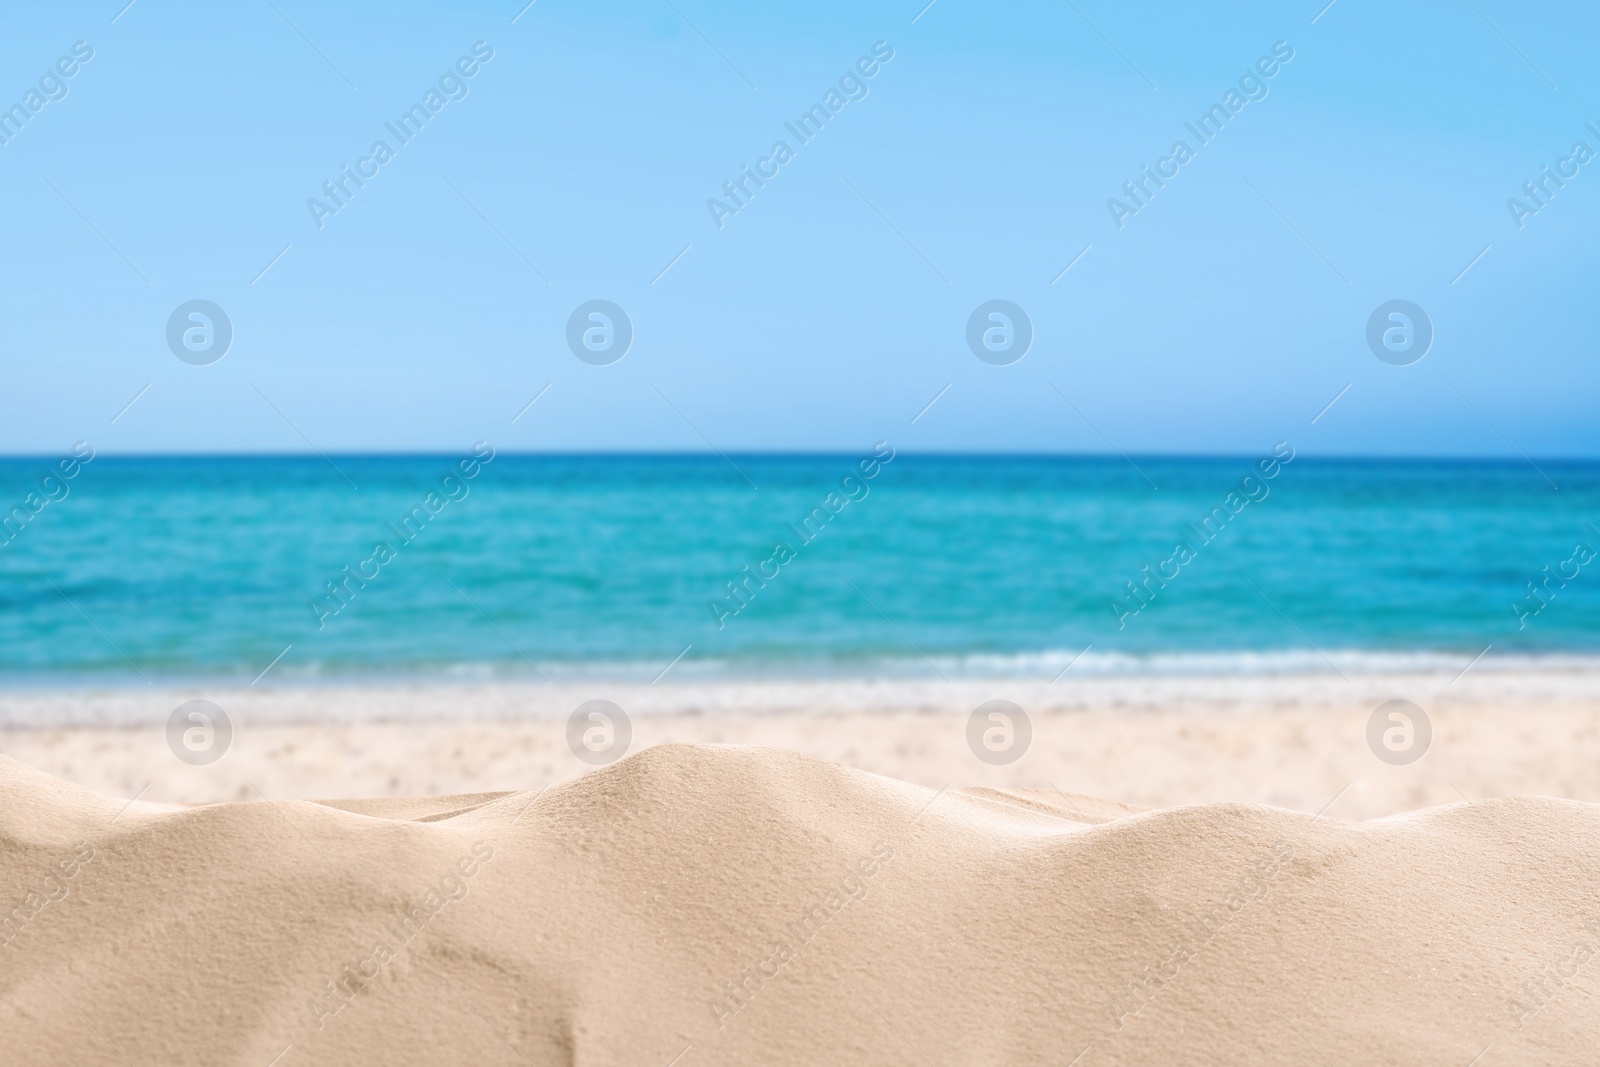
[1,0,1596,456]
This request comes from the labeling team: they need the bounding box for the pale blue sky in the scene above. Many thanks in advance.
[1,0,1596,456]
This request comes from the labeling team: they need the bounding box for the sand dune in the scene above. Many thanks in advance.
[3,744,1598,1066]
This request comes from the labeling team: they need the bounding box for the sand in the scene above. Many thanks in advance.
[3,742,1598,1066]
[4,671,1600,1064]
[4,670,1600,819]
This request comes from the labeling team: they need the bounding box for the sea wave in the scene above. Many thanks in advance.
[5,647,1600,690]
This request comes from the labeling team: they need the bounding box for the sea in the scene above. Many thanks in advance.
[1,453,1597,686]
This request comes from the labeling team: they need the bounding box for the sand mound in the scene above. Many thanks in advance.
[2,744,1597,1065]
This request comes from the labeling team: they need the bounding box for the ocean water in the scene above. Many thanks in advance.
[1,452,1598,685]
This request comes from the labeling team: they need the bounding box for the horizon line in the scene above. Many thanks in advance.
[1,448,1598,464]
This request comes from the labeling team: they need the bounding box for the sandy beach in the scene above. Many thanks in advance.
[7,0,1597,1060]
[6,671,1600,1064]
[4,667,1599,820]
[5,733,1599,1066]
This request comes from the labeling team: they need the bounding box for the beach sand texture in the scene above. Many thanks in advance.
[5,671,1600,820]
[5,742,1599,1066]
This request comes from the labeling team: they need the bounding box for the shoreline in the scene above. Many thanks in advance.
[4,650,1599,695]
[4,665,1600,724]
[3,669,1598,820]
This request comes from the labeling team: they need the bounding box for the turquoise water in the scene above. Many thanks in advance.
[1,452,1597,684]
